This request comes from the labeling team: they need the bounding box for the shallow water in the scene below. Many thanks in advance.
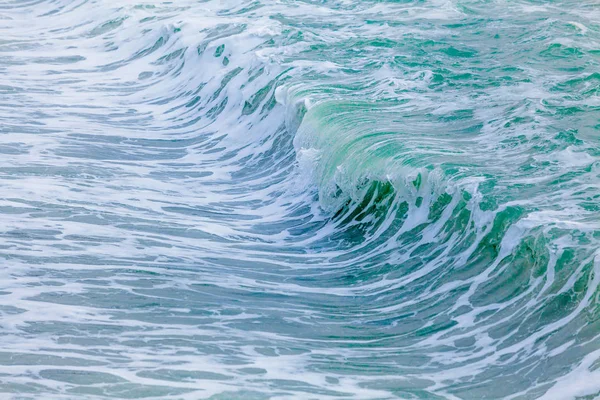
[0,0,599,399]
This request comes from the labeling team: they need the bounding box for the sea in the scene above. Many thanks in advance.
[0,0,599,399]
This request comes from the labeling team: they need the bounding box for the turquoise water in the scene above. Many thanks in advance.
[0,0,599,399]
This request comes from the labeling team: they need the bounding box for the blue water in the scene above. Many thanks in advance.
[0,0,599,399]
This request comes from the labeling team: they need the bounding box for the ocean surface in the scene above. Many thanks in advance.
[0,0,599,399]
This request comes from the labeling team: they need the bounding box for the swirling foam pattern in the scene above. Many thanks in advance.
[0,0,599,399]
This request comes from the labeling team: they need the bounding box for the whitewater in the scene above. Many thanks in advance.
[0,0,599,399]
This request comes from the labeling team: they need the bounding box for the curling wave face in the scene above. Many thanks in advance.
[0,0,599,399]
